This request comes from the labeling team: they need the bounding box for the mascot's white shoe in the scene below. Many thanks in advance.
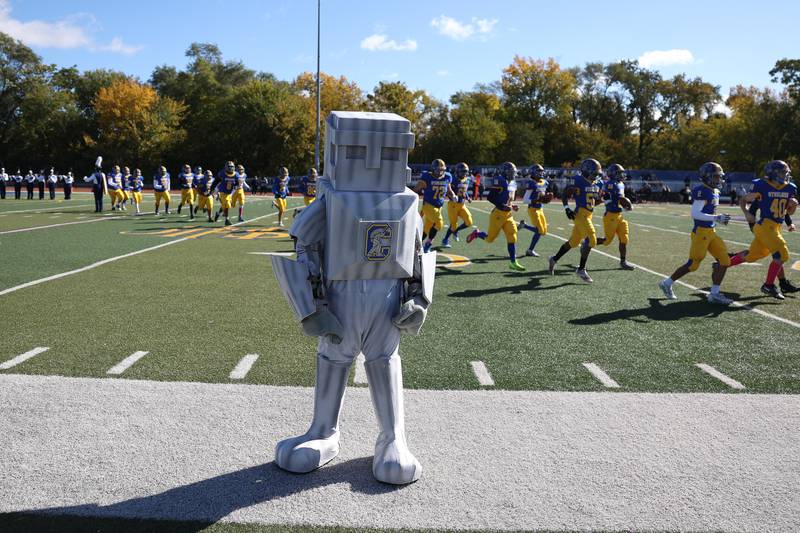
[275,355,350,473]
[365,354,421,484]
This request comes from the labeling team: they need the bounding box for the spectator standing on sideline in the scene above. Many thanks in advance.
[47,168,58,199]
[62,171,74,199]
[84,158,106,212]
[36,170,45,199]
[12,170,23,199]
[25,170,35,199]
[0,167,7,199]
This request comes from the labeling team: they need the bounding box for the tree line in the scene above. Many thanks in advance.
[1,33,798,177]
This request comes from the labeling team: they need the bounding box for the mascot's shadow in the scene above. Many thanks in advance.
[6,457,401,532]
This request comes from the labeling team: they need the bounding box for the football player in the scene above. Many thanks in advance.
[107,165,124,211]
[177,163,196,219]
[272,166,290,227]
[231,163,251,222]
[299,167,318,206]
[196,170,215,222]
[130,169,144,215]
[214,161,237,226]
[122,167,134,209]
[414,158,455,252]
[517,163,550,257]
[153,165,171,215]
[659,162,733,305]
[466,161,525,271]
[441,162,473,248]
[591,163,635,270]
[548,159,604,283]
[727,160,798,300]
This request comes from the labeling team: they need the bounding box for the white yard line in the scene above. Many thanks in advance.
[0,347,49,370]
[0,210,282,297]
[470,360,495,386]
[582,362,621,388]
[354,353,367,384]
[695,363,746,390]
[107,351,149,375]
[0,203,93,214]
[229,354,259,380]
[0,217,113,235]
[472,206,800,330]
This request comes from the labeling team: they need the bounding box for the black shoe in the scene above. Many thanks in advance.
[779,278,799,294]
[177,205,182,214]
[224,218,232,226]
[761,283,785,300]
[213,211,220,222]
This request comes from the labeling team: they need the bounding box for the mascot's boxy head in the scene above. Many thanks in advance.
[323,111,415,193]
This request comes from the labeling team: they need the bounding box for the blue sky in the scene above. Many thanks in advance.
[4,0,798,103]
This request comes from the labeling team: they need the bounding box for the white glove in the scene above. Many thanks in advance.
[392,295,428,335]
[301,307,344,344]
[715,213,731,225]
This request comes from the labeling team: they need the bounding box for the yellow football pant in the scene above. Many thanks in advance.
[132,191,142,204]
[154,190,171,206]
[218,192,232,210]
[568,208,596,248]
[274,197,287,214]
[686,226,730,271]
[180,189,195,205]
[745,219,789,263]
[197,194,214,212]
[421,202,444,233]
[602,212,629,245]
[527,207,547,235]
[304,195,315,206]
[486,208,517,244]
[231,189,246,207]
[447,201,473,230]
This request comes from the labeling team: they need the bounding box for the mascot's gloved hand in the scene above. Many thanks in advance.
[392,295,428,335]
[301,307,344,344]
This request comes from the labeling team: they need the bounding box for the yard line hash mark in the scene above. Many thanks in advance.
[695,363,745,390]
[107,351,149,375]
[582,363,620,388]
[229,354,259,380]
[0,347,50,370]
[471,361,495,386]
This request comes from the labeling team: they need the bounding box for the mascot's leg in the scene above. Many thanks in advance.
[362,279,421,485]
[365,354,421,485]
[274,353,351,473]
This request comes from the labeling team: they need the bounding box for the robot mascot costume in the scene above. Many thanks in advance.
[271,111,435,485]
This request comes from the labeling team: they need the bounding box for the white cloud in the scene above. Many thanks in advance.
[430,15,498,41]
[0,0,141,54]
[638,49,695,68]
[97,37,142,56]
[436,69,450,77]
[360,33,417,52]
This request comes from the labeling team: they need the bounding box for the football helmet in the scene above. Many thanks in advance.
[764,160,792,184]
[579,158,602,178]
[112,165,120,173]
[158,165,167,175]
[195,166,203,175]
[205,170,213,177]
[225,161,236,176]
[606,163,626,181]
[308,168,318,180]
[455,162,470,179]
[134,169,142,176]
[183,164,191,173]
[530,164,545,179]
[500,161,517,180]
[430,159,446,178]
[699,162,725,188]
[237,164,245,174]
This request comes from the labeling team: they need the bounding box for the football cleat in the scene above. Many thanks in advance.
[238,216,244,222]
[177,205,182,214]
[620,261,635,270]
[707,292,732,305]
[659,279,677,300]
[548,256,557,275]
[466,229,480,243]
[224,218,232,226]
[576,268,593,283]
[214,211,220,222]
[761,283,785,300]
[441,241,452,248]
[779,278,799,293]
[517,219,525,230]
[525,249,539,257]
[423,240,432,253]
[509,261,526,272]
[453,232,460,242]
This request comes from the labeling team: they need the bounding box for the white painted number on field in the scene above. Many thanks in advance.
[230,354,259,380]
[582,362,620,388]
[354,353,367,385]
[471,361,495,386]
[107,351,149,375]
[0,347,50,370]
[695,363,745,390]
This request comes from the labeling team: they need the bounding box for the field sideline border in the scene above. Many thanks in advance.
[471,205,800,330]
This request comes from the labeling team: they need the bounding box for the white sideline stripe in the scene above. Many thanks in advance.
[0,210,282,297]
[0,347,49,370]
[0,203,93,214]
[247,252,295,257]
[229,354,259,380]
[107,351,149,375]
[472,205,800,330]
[583,363,620,388]
[0,217,113,234]
[354,353,367,384]
[695,363,745,390]
[471,360,495,386]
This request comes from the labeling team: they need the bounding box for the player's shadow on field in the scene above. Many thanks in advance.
[569,295,746,325]
[7,457,400,532]
[450,273,578,297]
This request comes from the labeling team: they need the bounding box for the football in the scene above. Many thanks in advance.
[542,192,554,203]
[787,197,798,216]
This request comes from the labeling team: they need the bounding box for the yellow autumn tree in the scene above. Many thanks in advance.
[93,79,186,169]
